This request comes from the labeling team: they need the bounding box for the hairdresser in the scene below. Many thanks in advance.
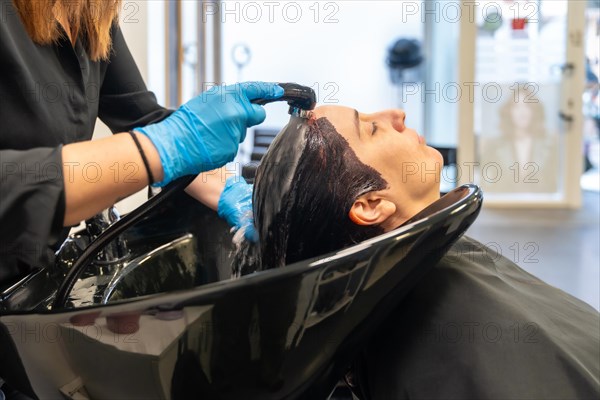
[0,0,278,285]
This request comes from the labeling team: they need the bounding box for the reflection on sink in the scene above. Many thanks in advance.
[103,234,200,303]
[67,234,203,307]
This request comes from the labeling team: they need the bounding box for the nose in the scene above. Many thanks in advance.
[372,109,406,132]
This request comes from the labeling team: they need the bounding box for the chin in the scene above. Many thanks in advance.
[427,146,444,165]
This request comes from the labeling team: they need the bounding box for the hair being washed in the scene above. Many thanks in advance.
[242,117,388,274]
[12,0,121,61]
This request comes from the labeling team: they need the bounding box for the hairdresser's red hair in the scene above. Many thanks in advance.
[12,0,121,61]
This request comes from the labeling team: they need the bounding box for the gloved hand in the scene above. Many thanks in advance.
[218,176,258,242]
[135,82,284,186]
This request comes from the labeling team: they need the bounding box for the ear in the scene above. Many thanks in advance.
[348,193,396,227]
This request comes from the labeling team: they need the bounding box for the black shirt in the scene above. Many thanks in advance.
[0,0,172,283]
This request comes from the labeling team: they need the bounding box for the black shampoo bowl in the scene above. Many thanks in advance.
[0,184,482,399]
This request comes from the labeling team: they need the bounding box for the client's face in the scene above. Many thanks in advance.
[248,104,445,271]
[313,105,444,226]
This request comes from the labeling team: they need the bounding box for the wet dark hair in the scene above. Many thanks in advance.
[234,117,388,275]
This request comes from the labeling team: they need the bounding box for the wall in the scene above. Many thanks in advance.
[216,0,427,166]
[219,1,425,129]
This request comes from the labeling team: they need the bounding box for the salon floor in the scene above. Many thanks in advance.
[466,190,600,311]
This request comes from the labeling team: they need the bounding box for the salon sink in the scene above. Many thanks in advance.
[0,184,483,400]
[102,234,198,303]
[68,233,201,307]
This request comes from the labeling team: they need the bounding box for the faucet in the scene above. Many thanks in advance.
[85,206,129,263]
[56,206,129,272]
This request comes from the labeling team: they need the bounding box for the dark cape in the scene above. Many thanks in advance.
[359,236,600,400]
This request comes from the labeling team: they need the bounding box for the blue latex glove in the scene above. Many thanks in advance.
[135,82,284,186]
[218,176,258,242]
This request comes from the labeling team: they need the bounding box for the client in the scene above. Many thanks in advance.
[250,105,442,271]
[247,105,600,399]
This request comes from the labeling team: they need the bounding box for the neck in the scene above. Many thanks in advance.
[383,190,442,231]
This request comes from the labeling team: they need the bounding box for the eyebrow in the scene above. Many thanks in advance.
[354,109,360,138]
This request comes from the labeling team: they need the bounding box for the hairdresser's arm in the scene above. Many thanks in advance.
[185,168,229,211]
[61,132,163,226]
[185,170,257,241]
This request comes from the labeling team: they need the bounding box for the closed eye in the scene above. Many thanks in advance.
[371,122,378,135]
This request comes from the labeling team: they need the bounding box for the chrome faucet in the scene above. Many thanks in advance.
[85,206,129,263]
[56,206,129,272]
